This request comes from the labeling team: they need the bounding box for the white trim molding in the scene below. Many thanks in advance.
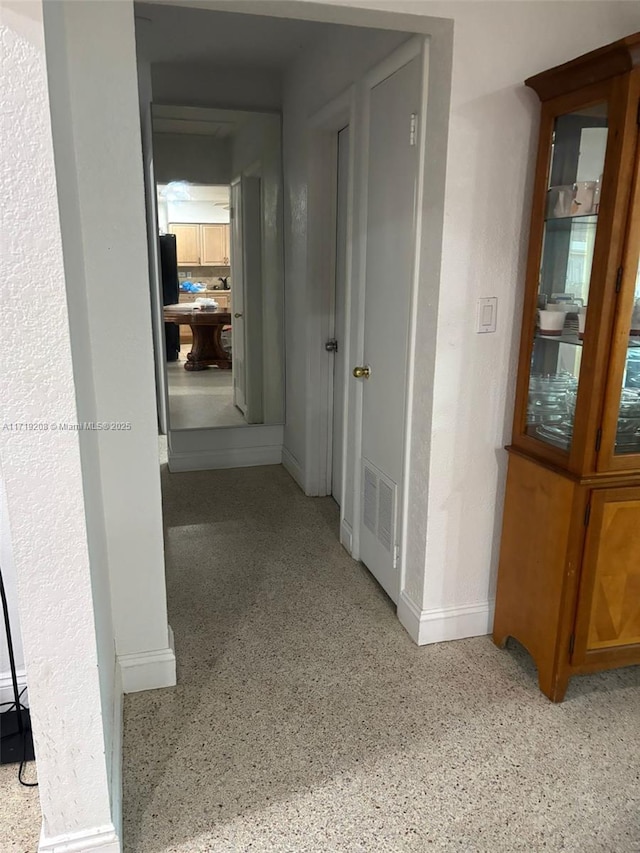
[397,591,495,646]
[340,519,353,554]
[282,447,305,490]
[118,625,176,694]
[168,444,282,473]
[39,825,120,853]
[168,425,283,472]
[0,666,27,707]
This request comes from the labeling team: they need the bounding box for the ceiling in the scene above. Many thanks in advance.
[135,2,341,68]
[152,104,252,137]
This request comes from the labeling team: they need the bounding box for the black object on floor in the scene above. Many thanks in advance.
[0,708,34,765]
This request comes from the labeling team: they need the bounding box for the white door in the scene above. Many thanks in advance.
[358,56,421,603]
[230,178,246,415]
[331,126,349,505]
[242,175,264,425]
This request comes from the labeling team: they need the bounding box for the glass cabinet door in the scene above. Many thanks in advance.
[525,103,608,453]
[612,262,640,457]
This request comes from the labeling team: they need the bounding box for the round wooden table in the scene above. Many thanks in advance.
[163,305,232,371]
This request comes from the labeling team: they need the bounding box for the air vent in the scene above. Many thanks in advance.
[363,465,377,536]
[362,459,397,554]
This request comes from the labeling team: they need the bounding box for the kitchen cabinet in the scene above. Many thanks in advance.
[493,32,640,700]
[168,224,200,266]
[201,224,230,265]
[168,223,230,267]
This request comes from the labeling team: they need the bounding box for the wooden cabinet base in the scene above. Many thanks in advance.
[493,451,640,701]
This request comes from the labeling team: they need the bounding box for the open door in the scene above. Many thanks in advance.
[230,175,264,424]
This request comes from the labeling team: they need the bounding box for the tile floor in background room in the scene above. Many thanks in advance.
[123,463,640,853]
[166,358,245,430]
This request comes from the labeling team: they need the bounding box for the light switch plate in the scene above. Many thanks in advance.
[477,297,497,333]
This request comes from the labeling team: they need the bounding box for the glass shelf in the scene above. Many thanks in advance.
[544,211,601,223]
[536,332,583,347]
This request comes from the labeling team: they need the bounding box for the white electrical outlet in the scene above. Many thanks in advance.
[477,297,497,333]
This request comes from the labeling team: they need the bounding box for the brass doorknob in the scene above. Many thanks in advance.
[234,312,243,318]
[353,365,371,379]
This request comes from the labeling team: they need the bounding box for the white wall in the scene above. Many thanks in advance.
[0,1,118,847]
[153,132,231,184]
[152,61,282,111]
[163,197,231,226]
[43,0,175,693]
[281,0,640,633]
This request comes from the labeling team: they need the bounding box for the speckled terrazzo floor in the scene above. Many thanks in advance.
[0,757,40,851]
[123,463,640,853]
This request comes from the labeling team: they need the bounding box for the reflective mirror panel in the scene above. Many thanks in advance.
[153,105,284,429]
[526,103,608,452]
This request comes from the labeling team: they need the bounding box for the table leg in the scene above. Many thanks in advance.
[184,324,232,371]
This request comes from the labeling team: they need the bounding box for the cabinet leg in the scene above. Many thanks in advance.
[492,630,509,650]
[537,663,569,703]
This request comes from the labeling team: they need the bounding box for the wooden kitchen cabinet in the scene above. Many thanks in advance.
[168,223,230,266]
[168,223,201,265]
[201,224,230,265]
[493,33,640,700]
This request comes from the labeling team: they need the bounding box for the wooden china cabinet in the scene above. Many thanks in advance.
[493,34,640,701]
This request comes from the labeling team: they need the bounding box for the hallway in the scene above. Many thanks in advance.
[123,465,640,852]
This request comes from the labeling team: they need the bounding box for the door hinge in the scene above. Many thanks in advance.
[595,427,602,452]
[584,501,592,527]
[393,544,400,569]
[569,633,575,656]
[409,113,418,147]
[325,338,338,353]
[615,266,623,293]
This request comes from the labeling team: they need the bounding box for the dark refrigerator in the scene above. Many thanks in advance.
[159,234,180,362]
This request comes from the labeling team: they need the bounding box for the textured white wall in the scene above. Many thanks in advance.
[42,0,174,675]
[0,0,117,844]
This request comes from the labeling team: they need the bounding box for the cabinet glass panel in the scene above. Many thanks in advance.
[614,261,640,455]
[526,103,608,451]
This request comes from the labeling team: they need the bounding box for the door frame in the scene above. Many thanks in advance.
[304,87,357,536]
[304,36,430,581]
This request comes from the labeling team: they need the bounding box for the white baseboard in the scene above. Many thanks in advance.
[39,825,120,853]
[0,666,27,706]
[397,591,495,646]
[118,625,176,694]
[168,444,282,472]
[340,518,353,554]
[282,446,304,489]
